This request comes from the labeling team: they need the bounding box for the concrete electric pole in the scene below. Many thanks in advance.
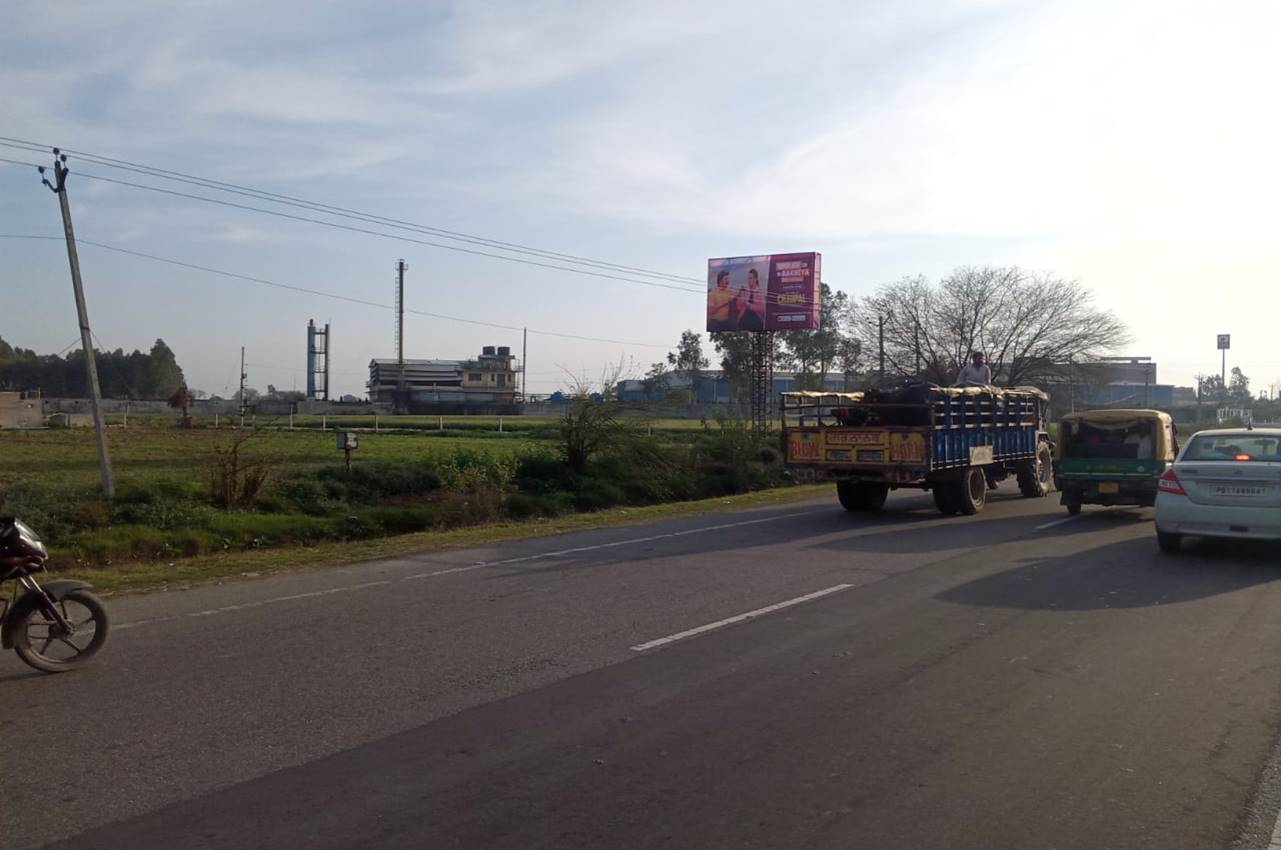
[39,149,114,499]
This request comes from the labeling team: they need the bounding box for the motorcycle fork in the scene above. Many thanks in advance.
[18,575,74,633]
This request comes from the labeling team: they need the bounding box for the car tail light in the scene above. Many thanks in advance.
[1158,468,1186,495]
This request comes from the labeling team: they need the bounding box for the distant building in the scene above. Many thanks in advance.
[0,391,43,429]
[617,371,852,403]
[368,345,522,414]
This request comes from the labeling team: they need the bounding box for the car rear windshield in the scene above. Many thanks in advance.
[1183,434,1281,462]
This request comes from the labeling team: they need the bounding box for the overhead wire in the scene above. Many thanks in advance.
[0,233,672,349]
[0,135,704,286]
[0,145,819,310]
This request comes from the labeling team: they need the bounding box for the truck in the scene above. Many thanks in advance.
[781,385,1055,515]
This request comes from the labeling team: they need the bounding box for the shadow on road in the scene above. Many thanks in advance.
[812,502,1150,555]
[938,534,1281,611]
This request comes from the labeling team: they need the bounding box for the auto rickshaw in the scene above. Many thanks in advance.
[1054,409,1178,515]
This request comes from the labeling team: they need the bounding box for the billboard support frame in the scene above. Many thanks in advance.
[750,331,774,433]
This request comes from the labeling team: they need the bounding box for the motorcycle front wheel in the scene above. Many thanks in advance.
[14,589,110,673]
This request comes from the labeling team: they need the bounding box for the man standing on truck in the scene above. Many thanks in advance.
[955,351,993,387]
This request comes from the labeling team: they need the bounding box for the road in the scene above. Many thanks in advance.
[6,488,1281,849]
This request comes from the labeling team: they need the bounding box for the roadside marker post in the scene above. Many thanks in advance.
[337,431,358,473]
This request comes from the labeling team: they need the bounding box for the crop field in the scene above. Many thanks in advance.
[0,414,793,576]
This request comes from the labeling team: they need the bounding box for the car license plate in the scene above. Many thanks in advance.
[857,450,884,463]
[1098,482,1119,494]
[1213,485,1267,497]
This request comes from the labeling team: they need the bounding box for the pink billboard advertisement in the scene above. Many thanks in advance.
[706,252,822,332]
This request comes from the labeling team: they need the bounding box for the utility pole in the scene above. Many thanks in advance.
[1068,354,1075,414]
[913,322,921,379]
[878,313,886,388]
[522,326,528,405]
[40,149,114,498]
[239,346,247,427]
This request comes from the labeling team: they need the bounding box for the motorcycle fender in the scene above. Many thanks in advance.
[1,580,93,649]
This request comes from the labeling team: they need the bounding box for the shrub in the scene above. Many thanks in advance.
[206,430,278,509]
[571,477,627,512]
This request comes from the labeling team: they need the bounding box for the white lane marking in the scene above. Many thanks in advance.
[114,581,393,630]
[402,509,825,580]
[113,510,826,629]
[630,584,855,652]
[1035,515,1081,531]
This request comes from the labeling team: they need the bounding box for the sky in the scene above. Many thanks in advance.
[2,0,1279,398]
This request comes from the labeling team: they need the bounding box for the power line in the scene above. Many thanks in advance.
[0,137,706,290]
[0,136,704,285]
[0,233,672,349]
[1,151,814,310]
[0,140,701,295]
[53,167,708,295]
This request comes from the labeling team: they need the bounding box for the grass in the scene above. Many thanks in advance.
[57,483,832,595]
[2,415,804,583]
[0,426,538,491]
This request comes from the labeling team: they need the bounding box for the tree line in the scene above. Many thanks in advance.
[0,337,187,400]
[647,265,1129,401]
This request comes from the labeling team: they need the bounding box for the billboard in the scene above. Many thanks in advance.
[707,252,822,332]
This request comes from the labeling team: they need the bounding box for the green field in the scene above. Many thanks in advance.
[0,426,540,492]
[0,415,794,577]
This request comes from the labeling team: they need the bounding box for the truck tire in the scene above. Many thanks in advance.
[932,485,960,515]
[837,480,889,512]
[951,468,987,515]
[1018,442,1054,498]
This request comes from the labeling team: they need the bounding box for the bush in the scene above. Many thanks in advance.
[571,477,627,512]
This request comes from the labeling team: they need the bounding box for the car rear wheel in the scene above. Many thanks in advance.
[1157,531,1182,554]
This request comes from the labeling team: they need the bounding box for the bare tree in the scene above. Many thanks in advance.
[862,266,1128,386]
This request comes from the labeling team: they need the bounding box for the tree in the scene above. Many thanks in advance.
[642,360,670,399]
[168,385,193,427]
[147,339,185,398]
[862,266,1128,386]
[780,283,858,390]
[666,330,709,399]
[1229,367,1251,405]
[1197,374,1226,404]
[710,331,753,403]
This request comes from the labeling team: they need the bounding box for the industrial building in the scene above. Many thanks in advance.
[368,345,523,414]
[617,372,852,403]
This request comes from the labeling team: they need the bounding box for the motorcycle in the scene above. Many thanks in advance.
[0,517,109,672]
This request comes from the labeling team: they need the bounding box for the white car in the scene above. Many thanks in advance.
[1155,427,1281,552]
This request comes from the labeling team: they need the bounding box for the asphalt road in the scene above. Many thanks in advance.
[7,488,1281,849]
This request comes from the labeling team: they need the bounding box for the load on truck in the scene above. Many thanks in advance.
[781,385,1055,515]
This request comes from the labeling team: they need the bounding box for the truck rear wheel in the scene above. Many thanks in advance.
[932,485,959,515]
[1018,442,1054,498]
[950,468,987,515]
[837,480,889,512]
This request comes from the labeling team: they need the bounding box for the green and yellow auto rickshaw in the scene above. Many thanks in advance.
[1054,409,1178,515]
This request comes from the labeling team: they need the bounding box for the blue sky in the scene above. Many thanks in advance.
[2,0,1279,397]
